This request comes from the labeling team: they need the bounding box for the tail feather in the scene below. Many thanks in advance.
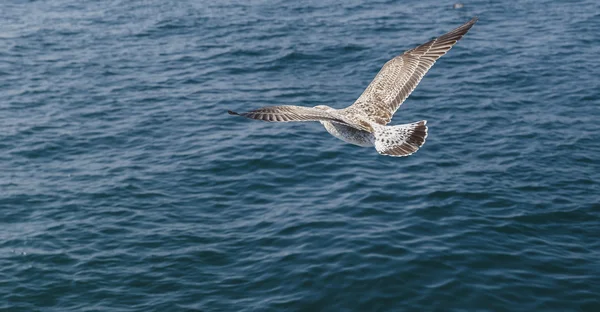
[374,120,428,157]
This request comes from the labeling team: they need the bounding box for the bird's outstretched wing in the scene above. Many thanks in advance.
[228,105,373,132]
[346,17,478,125]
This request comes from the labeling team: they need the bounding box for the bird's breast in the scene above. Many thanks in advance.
[321,121,374,147]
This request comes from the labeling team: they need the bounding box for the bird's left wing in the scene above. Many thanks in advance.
[228,105,373,132]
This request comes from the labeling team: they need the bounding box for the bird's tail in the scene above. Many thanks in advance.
[373,121,428,157]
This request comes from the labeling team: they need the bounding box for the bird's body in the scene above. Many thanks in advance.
[228,17,477,157]
[320,120,374,147]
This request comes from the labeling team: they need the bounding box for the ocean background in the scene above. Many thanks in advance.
[1,0,599,311]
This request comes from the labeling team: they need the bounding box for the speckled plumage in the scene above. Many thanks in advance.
[228,17,477,157]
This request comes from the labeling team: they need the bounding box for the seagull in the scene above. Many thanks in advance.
[229,17,477,157]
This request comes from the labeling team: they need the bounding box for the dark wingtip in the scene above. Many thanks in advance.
[227,110,239,115]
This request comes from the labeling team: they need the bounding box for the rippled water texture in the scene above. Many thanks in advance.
[1,0,599,311]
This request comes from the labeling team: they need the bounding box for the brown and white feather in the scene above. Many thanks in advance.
[228,106,373,132]
[345,17,477,125]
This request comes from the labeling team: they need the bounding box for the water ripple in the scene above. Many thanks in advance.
[1,0,600,311]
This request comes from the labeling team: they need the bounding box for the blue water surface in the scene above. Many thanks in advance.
[1,0,599,311]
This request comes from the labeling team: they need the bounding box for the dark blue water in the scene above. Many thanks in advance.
[2,1,599,311]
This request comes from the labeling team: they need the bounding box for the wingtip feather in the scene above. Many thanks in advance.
[227,110,240,115]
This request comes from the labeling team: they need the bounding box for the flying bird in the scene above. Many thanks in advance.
[228,17,477,157]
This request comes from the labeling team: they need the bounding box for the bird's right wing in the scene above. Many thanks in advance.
[228,105,373,132]
[346,17,477,125]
